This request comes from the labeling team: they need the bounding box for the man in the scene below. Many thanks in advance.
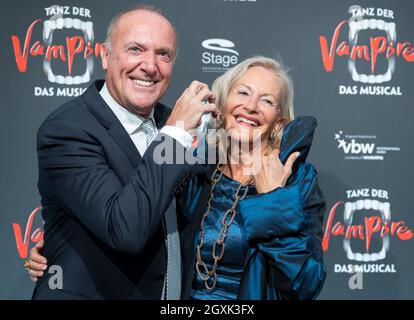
[29,5,216,299]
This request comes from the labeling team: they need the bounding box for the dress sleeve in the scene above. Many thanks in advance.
[238,162,327,299]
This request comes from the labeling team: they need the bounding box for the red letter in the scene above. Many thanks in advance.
[394,222,414,240]
[336,41,350,56]
[29,41,45,56]
[45,45,66,61]
[364,216,381,253]
[11,19,42,72]
[84,41,94,59]
[380,222,390,238]
[351,45,370,61]
[66,36,84,75]
[332,222,345,236]
[322,201,343,251]
[402,46,414,62]
[95,42,103,58]
[319,20,348,72]
[386,42,395,59]
[370,36,387,74]
[12,207,44,259]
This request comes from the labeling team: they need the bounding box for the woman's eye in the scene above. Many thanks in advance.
[238,91,248,96]
[260,97,276,106]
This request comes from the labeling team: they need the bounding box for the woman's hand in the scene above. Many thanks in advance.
[27,240,48,282]
[253,149,300,194]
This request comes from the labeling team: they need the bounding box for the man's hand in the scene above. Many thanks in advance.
[166,81,217,133]
[27,240,48,282]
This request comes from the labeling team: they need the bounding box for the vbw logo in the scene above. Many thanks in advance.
[335,131,399,161]
[201,38,239,73]
[339,139,375,154]
[335,131,375,155]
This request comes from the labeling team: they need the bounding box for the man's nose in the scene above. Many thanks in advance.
[140,51,157,76]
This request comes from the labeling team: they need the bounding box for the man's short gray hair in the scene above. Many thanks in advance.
[104,4,179,61]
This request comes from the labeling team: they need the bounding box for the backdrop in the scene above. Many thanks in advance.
[1,0,413,299]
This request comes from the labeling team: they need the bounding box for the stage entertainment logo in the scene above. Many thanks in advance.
[319,5,414,96]
[10,5,102,97]
[201,38,239,73]
[323,188,413,274]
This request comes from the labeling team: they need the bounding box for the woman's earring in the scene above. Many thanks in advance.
[270,119,285,148]
[216,112,224,127]
[269,130,276,148]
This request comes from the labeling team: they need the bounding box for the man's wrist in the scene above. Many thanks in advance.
[160,126,193,149]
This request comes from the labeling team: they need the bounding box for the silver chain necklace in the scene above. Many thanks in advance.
[195,166,252,291]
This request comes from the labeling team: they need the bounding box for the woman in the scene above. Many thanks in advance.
[27,56,326,300]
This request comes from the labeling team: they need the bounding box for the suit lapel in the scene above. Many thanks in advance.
[107,121,142,168]
[154,102,171,129]
[81,80,172,169]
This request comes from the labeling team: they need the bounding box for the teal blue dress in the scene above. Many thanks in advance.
[179,116,327,300]
[191,174,256,300]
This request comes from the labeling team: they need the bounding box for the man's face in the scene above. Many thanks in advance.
[101,10,177,117]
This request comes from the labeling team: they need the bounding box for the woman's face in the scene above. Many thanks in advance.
[224,66,283,146]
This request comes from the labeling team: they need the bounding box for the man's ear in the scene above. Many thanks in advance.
[100,43,109,71]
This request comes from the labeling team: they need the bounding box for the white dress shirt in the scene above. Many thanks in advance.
[99,82,192,155]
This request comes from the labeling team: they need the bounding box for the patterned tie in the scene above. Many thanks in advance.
[163,200,182,300]
[141,117,157,147]
[141,117,181,299]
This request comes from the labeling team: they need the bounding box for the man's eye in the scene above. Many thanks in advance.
[128,47,141,52]
[159,51,172,61]
[238,91,248,96]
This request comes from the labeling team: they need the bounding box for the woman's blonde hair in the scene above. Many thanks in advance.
[211,55,294,147]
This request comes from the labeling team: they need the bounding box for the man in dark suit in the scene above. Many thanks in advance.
[28,5,216,299]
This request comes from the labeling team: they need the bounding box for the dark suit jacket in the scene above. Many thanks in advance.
[33,80,197,299]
